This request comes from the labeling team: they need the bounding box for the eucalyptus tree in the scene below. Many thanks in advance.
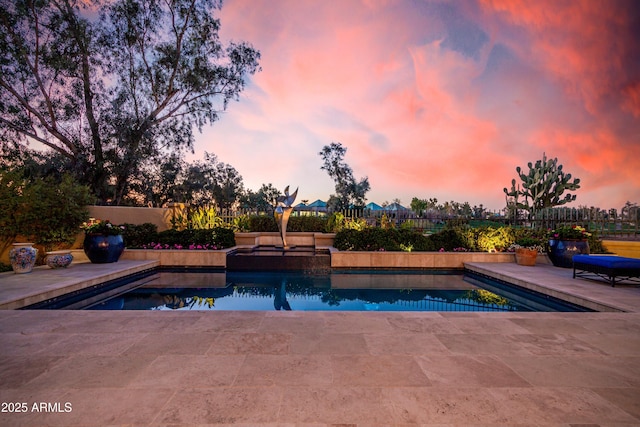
[177,152,244,209]
[126,152,187,206]
[0,0,260,204]
[319,142,370,210]
[241,183,282,213]
[209,158,244,211]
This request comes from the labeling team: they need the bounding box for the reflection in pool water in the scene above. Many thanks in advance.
[86,270,585,312]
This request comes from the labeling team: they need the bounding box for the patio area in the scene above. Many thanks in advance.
[0,261,639,425]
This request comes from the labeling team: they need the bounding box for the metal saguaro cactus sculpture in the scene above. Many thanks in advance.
[274,186,298,248]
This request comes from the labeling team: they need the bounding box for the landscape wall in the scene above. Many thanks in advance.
[87,205,174,232]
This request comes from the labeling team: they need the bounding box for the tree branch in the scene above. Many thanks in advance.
[0,116,75,159]
[0,77,78,155]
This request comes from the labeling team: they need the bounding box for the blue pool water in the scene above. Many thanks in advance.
[27,269,590,312]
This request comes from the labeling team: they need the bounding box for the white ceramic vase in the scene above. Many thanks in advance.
[9,243,38,274]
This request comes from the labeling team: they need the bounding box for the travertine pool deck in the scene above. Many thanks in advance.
[0,261,639,426]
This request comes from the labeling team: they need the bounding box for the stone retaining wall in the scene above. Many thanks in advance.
[116,247,521,269]
[331,251,517,269]
[121,248,229,267]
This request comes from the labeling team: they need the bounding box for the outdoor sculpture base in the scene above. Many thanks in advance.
[226,246,331,272]
[275,245,296,250]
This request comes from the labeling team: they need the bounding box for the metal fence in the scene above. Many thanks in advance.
[333,207,639,237]
[197,205,640,238]
[518,207,639,238]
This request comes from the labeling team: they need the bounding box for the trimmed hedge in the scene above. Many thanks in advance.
[248,215,279,232]
[156,228,235,248]
[122,223,159,248]
[123,223,235,249]
[247,215,328,232]
[287,216,328,232]
[334,226,503,252]
[333,228,463,252]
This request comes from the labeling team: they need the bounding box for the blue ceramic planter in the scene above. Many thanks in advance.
[548,239,590,268]
[83,234,125,263]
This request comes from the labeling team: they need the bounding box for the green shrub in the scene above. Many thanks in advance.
[334,223,609,254]
[122,223,158,248]
[326,212,367,232]
[150,227,235,249]
[170,205,225,230]
[398,229,435,251]
[0,173,93,254]
[427,229,468,251]
[451,226,476,250]
[514,236,541,247]
[248,215,279,232]
[335,227,453,252]
[334,228,401,251]
[246,214,328,232]
[452,225,518,252]
[475,226,515,252]
[287,216,328,232]
[326,213,343,232]
[335,228,439,252]
[188,206,225,229]
[380,213,395,229]
[334,226,516,252]
[230,214,251,232]
[588,232,610,254]
[333,229,356,250]
[0,170,22,253]
[211,227,237,248]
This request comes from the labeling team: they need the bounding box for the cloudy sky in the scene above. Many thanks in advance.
[192,0,639,211]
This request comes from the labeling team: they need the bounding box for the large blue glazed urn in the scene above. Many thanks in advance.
[83,234,125,263]
[548,239,590,268]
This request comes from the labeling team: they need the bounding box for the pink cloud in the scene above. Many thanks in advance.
[480,0,639,116]
[193,0,640,211]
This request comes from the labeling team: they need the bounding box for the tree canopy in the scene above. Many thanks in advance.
[319,142,370,210]
[0,0,260,204]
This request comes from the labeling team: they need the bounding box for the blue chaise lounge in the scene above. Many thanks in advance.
[573,255,640,287]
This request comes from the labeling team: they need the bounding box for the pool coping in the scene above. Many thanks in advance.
[0,260,158,310]
[465,262,640,313]
[1,259,639,312]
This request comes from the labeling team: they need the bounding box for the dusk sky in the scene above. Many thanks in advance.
[192,0,640,211]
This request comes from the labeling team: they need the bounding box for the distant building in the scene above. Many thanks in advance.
[295,199,328,215]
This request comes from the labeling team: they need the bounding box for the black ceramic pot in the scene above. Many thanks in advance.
[83,234,125,263]
[548,239,590,268]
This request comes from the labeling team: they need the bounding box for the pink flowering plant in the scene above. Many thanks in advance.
[141,242,219,250]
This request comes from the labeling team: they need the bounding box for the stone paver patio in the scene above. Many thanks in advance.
[0,260,639,426]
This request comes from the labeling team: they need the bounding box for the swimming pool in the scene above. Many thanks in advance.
[25,269,591,312]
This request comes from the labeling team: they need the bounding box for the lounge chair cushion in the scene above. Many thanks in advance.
[573,255,640,269]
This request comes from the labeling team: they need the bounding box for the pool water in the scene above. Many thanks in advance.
[33,269,590,312]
